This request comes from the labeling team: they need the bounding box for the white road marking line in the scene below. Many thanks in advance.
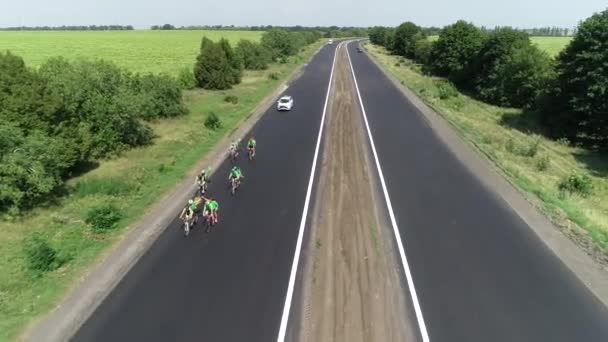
[345,41,431,342]
[276,42,341,342]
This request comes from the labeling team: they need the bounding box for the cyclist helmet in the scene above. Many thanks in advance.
[188,199,193,204]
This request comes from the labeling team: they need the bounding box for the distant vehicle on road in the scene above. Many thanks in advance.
[277,95,294,111]
[328,39,333,45]
[357,46,363,53]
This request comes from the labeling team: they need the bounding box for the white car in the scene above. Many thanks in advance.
[277,95,294,111]
[328,39,334,45]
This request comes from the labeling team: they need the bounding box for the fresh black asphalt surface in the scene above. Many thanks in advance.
[72,43,338,342]
[346,42,608,342]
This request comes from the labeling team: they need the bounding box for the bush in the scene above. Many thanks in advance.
[194,37,238,90]
[558,173,593,197]
[538,10,608,147]
[23,235,58,273]
[535,155,550,171]
[261,29,297,60]
[235,39,271,70]
[268,72,279,80]
[177,67,196,89]
[129,73,188,120]
[435,80,458,99]
[394,62,401,67]
[86,203,122,232]
[369,27,389,45]
[0,52,186,212]
[505,137,540,157]
[224,95,239,104]
[204,112,222,130]
[428,20,485,84]
[523,138,541,157]
[413,36,433,64]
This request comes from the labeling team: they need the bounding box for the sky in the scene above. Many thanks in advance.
[0,0,605,29]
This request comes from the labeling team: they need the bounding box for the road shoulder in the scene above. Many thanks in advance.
[360,42,608,308]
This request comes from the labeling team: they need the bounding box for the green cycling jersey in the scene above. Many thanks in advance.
[229,168,243,179]
[248,139,256,148]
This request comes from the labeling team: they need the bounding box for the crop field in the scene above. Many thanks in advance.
[0,30,263,75]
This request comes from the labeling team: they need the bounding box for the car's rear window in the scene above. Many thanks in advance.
[280,98,290,103]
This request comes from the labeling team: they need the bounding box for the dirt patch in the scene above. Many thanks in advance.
[296,45,413,342]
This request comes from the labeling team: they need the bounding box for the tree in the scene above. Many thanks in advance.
[539,9,608,147]
[428,20,486,84]
[261,29,296,60]
[392,22,424,57]
[413,33,433,64]
[194,37,234,90]
[488,44,553,108]
[235,39,271,70]
[218,38,243,84]
[470,27,530,93]
[369,27,388,45]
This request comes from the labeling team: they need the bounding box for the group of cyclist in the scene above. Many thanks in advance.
[179,136,256,234]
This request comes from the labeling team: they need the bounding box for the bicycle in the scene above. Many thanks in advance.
[182,214,194,236]
[229,148,238,163]
[229,177,240,196]
[197,178,208,196]
[248,146,255,160]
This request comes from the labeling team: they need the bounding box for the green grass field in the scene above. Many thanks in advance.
[0,30,263,75]
[428,35,570,56]
[0,37,322,341]
[530,36,571,56]
[367,43,608,262]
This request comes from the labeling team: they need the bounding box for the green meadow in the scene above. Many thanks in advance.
[0,30,263,75]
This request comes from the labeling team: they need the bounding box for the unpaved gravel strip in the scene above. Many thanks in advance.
[361,40,608,308]
[22,46,322,342]
[297,43,415,342]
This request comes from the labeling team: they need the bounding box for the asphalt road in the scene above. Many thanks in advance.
[72,43,338,342]
[346,41,608,342]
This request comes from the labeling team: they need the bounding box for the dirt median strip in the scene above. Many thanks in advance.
[22,46,323,342]
[296,43,415,342]
[361,41,608,309]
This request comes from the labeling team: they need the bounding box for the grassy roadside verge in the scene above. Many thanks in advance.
[0,41,324,342]
[364,43,608,263]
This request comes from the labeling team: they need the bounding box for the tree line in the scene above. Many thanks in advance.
[152,24,366,38]
[0,25,134,31]
[369,9,608,149]
[0,53,186,213]
[190,29,321,90]
[520,27,574,36]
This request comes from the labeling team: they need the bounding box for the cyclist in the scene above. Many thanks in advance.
[229,140,239,162]
[179,199,197,227]
[204,197,219,225]
[247,136,256,159]
[196,168,211,195]
[228,166,243,192]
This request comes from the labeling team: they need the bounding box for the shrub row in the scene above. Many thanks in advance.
[193,29,320,90]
